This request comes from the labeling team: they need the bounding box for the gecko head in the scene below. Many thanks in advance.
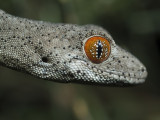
[0,10,147,86]
[64,26,148,86]
[30,25,147,86]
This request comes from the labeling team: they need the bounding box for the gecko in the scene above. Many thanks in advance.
[0,9,147,86]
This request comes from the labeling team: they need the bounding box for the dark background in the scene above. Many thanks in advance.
[0,0,160,120]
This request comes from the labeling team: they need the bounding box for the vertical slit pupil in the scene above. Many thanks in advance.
[97,40,103,58]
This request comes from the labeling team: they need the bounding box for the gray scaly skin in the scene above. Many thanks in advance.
[0,10,147,86]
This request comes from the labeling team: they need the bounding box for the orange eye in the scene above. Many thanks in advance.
[84,36,111,64]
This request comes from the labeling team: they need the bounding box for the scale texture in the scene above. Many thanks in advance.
[0,10,147,86]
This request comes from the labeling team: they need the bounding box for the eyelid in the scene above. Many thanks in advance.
[84,36,111,64]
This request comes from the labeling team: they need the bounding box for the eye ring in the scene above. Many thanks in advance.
[84,36,111,64]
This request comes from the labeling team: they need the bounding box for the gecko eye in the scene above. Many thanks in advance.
[84,36,111,64]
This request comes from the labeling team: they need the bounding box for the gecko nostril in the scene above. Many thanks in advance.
[42,57,49,63]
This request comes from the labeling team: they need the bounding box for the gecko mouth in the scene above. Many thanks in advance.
[69,57,147,86]
[80,60,147,85]
[89,65,147,85]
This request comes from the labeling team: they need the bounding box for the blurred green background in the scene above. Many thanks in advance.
[0,0,160,120]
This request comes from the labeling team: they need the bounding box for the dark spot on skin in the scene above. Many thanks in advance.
[76,46,79,49]
[118,60,121,63]
[82,73,85,76]
[68,71,74,78]
[63,47,65,49]
[141,68,145,72]
[28,40,31,43]
[128,73,130,77]
[71,36,74,39]
[57,61,60,64]
[100,70,103,73]
[47,54,50,57]
[42,57,49,63]
[79,33,82,36]
[77,70,81,74]
[35,46,38,49]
